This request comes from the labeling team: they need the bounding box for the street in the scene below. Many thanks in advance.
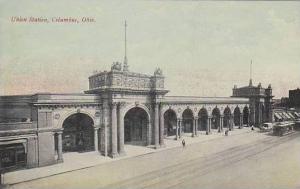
[5,131,300,189]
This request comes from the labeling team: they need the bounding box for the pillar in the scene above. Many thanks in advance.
[179,119,182,138]
[220,116,224,132]
[57,131,63,162]
[176,119,179,140]
[192,117,196,137]
[239,113,243,129]
[147,120,152,146]
[195,117,198,136]
[206,117,211,135]
[230,115,234,130]
[94,127,99,152]
[159,105,165,147]
[111,103,118,158]
[154,103,160,149]
[118,103,125,156]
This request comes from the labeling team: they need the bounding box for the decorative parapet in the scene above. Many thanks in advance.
[87,69,165,92]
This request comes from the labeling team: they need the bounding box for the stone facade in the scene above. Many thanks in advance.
[0,66,272,172]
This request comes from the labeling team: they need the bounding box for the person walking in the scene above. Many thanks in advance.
[182,139,186,148]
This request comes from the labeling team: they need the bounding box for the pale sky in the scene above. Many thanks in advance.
[0,1,299,98]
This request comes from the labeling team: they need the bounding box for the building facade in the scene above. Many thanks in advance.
[0,63,273,172]
[289,88,300,108]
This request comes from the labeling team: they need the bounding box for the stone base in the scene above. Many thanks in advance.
[57,159,63,163]
[160,144,166,148]
[110,153,119,158]
[154,145,160,149]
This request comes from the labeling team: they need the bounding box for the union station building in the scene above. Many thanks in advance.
[0,62,273,172]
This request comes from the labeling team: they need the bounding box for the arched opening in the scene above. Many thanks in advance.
[182,109,194,133]
[223,107,231,128]
[234,107,241,126]
[243,107,249,126]
[164,109,177,136]
[198,108,208,131]
[212,108,221,130]
[124,107,148,146]
[62,113,94,152]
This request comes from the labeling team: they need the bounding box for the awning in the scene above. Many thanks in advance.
[274,113,282,120]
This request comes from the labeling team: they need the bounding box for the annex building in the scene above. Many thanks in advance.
[0,62,273,172]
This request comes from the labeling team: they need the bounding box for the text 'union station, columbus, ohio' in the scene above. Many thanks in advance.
[0,59,273,172]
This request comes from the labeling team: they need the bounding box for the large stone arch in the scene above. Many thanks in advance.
[58,109,96,129]
[161,106,180,120]
[121,103,151,121]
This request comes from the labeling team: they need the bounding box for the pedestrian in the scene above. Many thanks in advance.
[182,139,186,148]
[225,130,228,136]
[251,125,254,131]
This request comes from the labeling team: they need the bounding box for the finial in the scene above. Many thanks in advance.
[123,20,129,72]
[249,60,253,87]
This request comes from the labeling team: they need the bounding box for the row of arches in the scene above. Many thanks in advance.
[164,106,249,136]
[59,105,249,154]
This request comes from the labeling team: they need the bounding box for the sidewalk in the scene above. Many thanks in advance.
[3,127,258,185]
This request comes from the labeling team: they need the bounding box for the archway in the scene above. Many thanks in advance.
[243,107,250,126]
[223,107,231,128]
[198,108,208,131]
[62,113,94,152]
[234,107,241,126]
[212,108,221,130]
[124,107,148,146]
[164,109,177,136]
[182,109,194,133]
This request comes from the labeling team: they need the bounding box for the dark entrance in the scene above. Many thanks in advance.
[212,108,221,130]
[62,113,94,152]
[198,108,208,131]
[223,107,231,128]
[124,107,148,146]
[182,109,194,133]
[164,109,177,136]
[234,107,241,126]
[243,107,250,125]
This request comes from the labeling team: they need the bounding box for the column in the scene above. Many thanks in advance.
[218,116,222,133]
[94,127,99,152]
[159,105,165,147]
[118,103,125,156]
[230,115,234,130]
[220,116,224,132]
[154,103,160,149]
[176,119,179,140]
[239,113,243,129]
[192,118,196,137]
[147,121,152,146]
[195,117,198,136]
[206,117,211,135]
[111,103,118,158]
[57,131,63,162]
[179,119,182,138]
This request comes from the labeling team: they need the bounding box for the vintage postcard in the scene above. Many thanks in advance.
[0,1,300,189]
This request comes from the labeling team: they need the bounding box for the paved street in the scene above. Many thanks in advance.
[4,131,300,189]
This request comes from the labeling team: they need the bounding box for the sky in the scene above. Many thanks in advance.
[0,1,299,98]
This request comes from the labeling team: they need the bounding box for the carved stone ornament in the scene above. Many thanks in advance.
[54,113,60,119]
[154,68,163,76]
[95,112,101,117]
[111,62,122,71]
